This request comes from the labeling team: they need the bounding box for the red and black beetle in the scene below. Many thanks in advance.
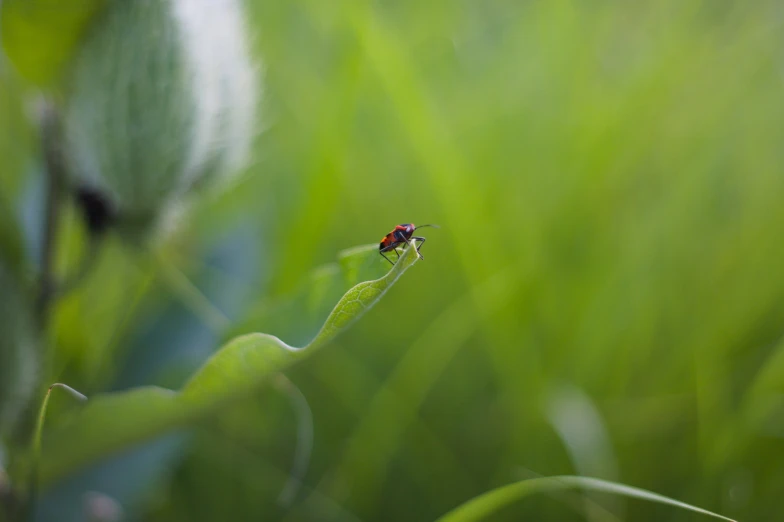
[379,223,438,265]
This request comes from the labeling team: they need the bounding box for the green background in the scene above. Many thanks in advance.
[2,0,784,520]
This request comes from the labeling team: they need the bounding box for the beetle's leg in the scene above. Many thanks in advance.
[380,251,395,265]
[380,241,403,265]
[386,243,401,261]
[410,236,426,259]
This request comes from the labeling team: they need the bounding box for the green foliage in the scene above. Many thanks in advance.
[0,0,105,86]
[38,244,418,486]
[2,0,784,520]
[436,476,735,522]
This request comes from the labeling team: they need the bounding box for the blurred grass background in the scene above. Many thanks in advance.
[4,0,784,520]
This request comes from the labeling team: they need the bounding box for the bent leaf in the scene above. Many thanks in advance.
[435,475,735,522]
[40,243,419,485]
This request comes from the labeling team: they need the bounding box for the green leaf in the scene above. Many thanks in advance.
[0,0,106,86]
[435,475,736,522]
[39,243,419,485]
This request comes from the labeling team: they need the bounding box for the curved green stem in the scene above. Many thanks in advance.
[27,384,87,520]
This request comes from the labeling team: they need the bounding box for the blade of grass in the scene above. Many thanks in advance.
[435,475,736,522]
[312,268,519,513]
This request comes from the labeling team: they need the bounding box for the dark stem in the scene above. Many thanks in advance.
[18,100,68,522]
[35,100,66,327]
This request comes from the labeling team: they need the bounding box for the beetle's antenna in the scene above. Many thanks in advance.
[414,224,440,230]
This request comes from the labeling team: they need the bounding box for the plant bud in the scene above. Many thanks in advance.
[63,0,259,239]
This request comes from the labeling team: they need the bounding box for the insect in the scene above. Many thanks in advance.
[379,223,439,265]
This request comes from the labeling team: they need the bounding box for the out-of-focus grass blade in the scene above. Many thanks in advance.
[38,244,419,485]
[435,475,736,522]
